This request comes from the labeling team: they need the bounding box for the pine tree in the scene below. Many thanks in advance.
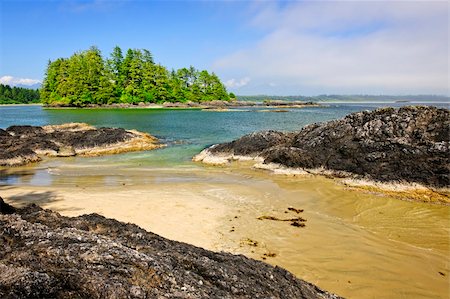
[40,46,231,106]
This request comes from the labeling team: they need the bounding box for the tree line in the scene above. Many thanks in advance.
[40,46,233,106]
[0,84,40,104]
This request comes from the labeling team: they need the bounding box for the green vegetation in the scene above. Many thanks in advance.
[41,46,231,107]
[0,84,40,104]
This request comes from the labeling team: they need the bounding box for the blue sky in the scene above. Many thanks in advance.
[0,0,448,95]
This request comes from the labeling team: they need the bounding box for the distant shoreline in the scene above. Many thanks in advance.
[2,101,447,109]
[0,103,42,107]
[42,100,322,110]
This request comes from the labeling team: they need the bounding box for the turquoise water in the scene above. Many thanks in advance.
[1,104,449,299]
[2,103,445,166]
[0,103,447,184]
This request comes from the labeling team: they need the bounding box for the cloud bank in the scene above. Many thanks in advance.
[0,76,41,86]
[215,1,449,95]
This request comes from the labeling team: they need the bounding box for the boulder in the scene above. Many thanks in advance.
[0,203,341,299]
[196,106,449,188]
[0,123,161,166]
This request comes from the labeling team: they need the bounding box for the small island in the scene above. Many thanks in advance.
[37,46,321,110]
[40,46,232,107]
[0,123,161,166]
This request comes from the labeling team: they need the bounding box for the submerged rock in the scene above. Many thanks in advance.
[0,123,162,167]
[195,106,449,188]
[0,202,340,299]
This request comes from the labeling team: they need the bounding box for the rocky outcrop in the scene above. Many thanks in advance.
[0,123,161,166]
[194,106,449,188]
[0,198,340,299]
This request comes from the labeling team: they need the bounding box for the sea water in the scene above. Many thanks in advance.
[0,103,448,299]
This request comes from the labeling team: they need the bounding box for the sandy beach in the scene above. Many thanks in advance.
[2,164,449,299]
[0,184,228,250]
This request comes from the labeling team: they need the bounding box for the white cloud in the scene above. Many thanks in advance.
[0,76,41,86]
[224,77,251,88]
[214,1,449,95]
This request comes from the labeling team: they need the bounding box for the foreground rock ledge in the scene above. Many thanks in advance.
[0,199,340,299]
[0,123,162,166]
[194,106,449,196]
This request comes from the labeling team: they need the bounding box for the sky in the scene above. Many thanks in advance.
[0,0,448,96]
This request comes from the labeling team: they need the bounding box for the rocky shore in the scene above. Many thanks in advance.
[0,198,340,299]
[45,100,320,109]
[194,106,449,201]
[0,123,161,166]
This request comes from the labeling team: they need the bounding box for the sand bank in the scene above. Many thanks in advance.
[1,168,448,299]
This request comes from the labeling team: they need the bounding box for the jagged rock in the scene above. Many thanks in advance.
[0,123,161,167]
[0,203,341,299]
[0,197,16,214]
[210,131,294,157]
[6,125,45,137]
[0,129,10,137]
[195,106,449,188]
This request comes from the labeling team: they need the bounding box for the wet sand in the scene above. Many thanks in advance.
[1,162,449,299]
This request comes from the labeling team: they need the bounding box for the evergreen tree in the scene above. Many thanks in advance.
[40,46,231,106]
[107,46,125,99]
[0,84,40,104]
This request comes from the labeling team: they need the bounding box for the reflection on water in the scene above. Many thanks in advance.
[1,159,448,299]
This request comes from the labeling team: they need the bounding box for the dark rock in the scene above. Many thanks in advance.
[0,123,159,166]
[200,106,450,188]
[48,127,134,149]
[0,197,16,214]
[0,203,341,299]
[6,125,45,137]
[210,131,294,156]
[0,129,10,137]
[0,133,41,163]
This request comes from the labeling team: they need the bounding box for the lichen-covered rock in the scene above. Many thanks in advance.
[0,123,161,167]
[195,106,449,188]
[0,200,340,299]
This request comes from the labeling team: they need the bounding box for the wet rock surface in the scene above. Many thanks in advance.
[198,106,449,188]
[0,198,340,299]
[0,123,160,166]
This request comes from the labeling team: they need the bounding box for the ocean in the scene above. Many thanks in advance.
[0,103,448,299]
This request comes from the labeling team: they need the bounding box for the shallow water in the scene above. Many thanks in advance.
[1,104,449,298]
[3,103,446,165]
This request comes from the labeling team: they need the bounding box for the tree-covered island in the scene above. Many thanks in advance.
[40,46,232,107]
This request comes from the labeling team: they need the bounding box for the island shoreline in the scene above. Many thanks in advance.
[42,100,322,110]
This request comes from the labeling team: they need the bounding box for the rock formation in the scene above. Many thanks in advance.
[0,198,340,299]
[0,123,161,166]
[194,106,449,188]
